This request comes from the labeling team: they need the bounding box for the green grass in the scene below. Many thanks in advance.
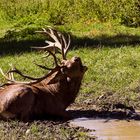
[0,14,140,109]
[0,20,140,109]
[71,46,140,108]
[0,1,140,139]
[1,45,140,109]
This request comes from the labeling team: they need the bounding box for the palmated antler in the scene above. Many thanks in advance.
[0,27,71,86]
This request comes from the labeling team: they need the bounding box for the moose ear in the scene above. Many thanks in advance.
[47,71,62,85]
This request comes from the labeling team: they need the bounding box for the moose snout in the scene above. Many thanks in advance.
[72,56,81,62]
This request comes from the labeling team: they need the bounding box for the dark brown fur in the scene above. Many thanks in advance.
[0,57,87,121]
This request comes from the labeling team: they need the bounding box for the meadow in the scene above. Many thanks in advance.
[0,0,140,139]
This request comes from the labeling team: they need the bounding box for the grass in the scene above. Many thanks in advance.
[77,46,140,108]
[0,19,140,107]
[1,45,140,108]
[0,120,92,140]
[0,21,140,139]
[0,2,140,137]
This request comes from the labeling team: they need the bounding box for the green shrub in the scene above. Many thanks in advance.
[0,0,140,27]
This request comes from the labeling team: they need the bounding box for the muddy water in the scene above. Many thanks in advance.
[70,117,140,140]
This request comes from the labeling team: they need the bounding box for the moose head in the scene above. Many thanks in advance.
[0,27,87,121]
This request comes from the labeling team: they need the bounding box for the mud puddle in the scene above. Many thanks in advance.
[70,117,140,140]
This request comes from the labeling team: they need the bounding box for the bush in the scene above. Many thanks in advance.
[0,0,140,27]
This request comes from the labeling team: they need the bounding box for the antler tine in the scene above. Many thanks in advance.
[34,27,71,60]
[0,68,15,83]
[0,67,30,85]
[7,64,15,81]
[0,66,56,86]
[44,50,59,67]
[47,28,68,60]
[34,63,53,71]
[61,34,71,60]
[47,27,62,49]
[32,27,61,51]
[4,66,62,85]
[7,67,40,81]
[34,50,59,71]
[67,34,71,51]
[40,27,62,50]
[47,27,71,60]
[65,34,71,58]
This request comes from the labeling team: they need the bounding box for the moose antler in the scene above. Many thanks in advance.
[0,27,71,86]
[0,50,61,85]
[0,64,61,86]
[0,67,31,85]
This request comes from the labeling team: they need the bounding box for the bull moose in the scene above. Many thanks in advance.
[0,27,87,121]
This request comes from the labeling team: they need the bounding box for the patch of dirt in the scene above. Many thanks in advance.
[67,91,140,120]
[0,93,140,140]
[69,91,140,120]
[0,119,95,140]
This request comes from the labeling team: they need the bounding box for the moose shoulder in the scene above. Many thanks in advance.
[0,28,87,121]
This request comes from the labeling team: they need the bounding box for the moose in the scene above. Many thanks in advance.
[0,27,87,121]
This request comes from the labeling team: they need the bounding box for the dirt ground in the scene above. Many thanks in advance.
[0,94,140,140]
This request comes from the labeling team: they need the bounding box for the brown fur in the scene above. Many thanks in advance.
[0,57,87,121]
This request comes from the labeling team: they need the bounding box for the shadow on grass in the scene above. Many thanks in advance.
[0,27,46,55]
[0,39,46,55]
[72,34,140,48]
[0,32,140,56]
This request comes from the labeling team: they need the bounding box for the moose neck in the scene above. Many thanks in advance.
[34,75,83,108]
[51,76,82,108]
[62,76,82,107]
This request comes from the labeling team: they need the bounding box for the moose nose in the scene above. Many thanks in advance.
[73,56,80,62]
